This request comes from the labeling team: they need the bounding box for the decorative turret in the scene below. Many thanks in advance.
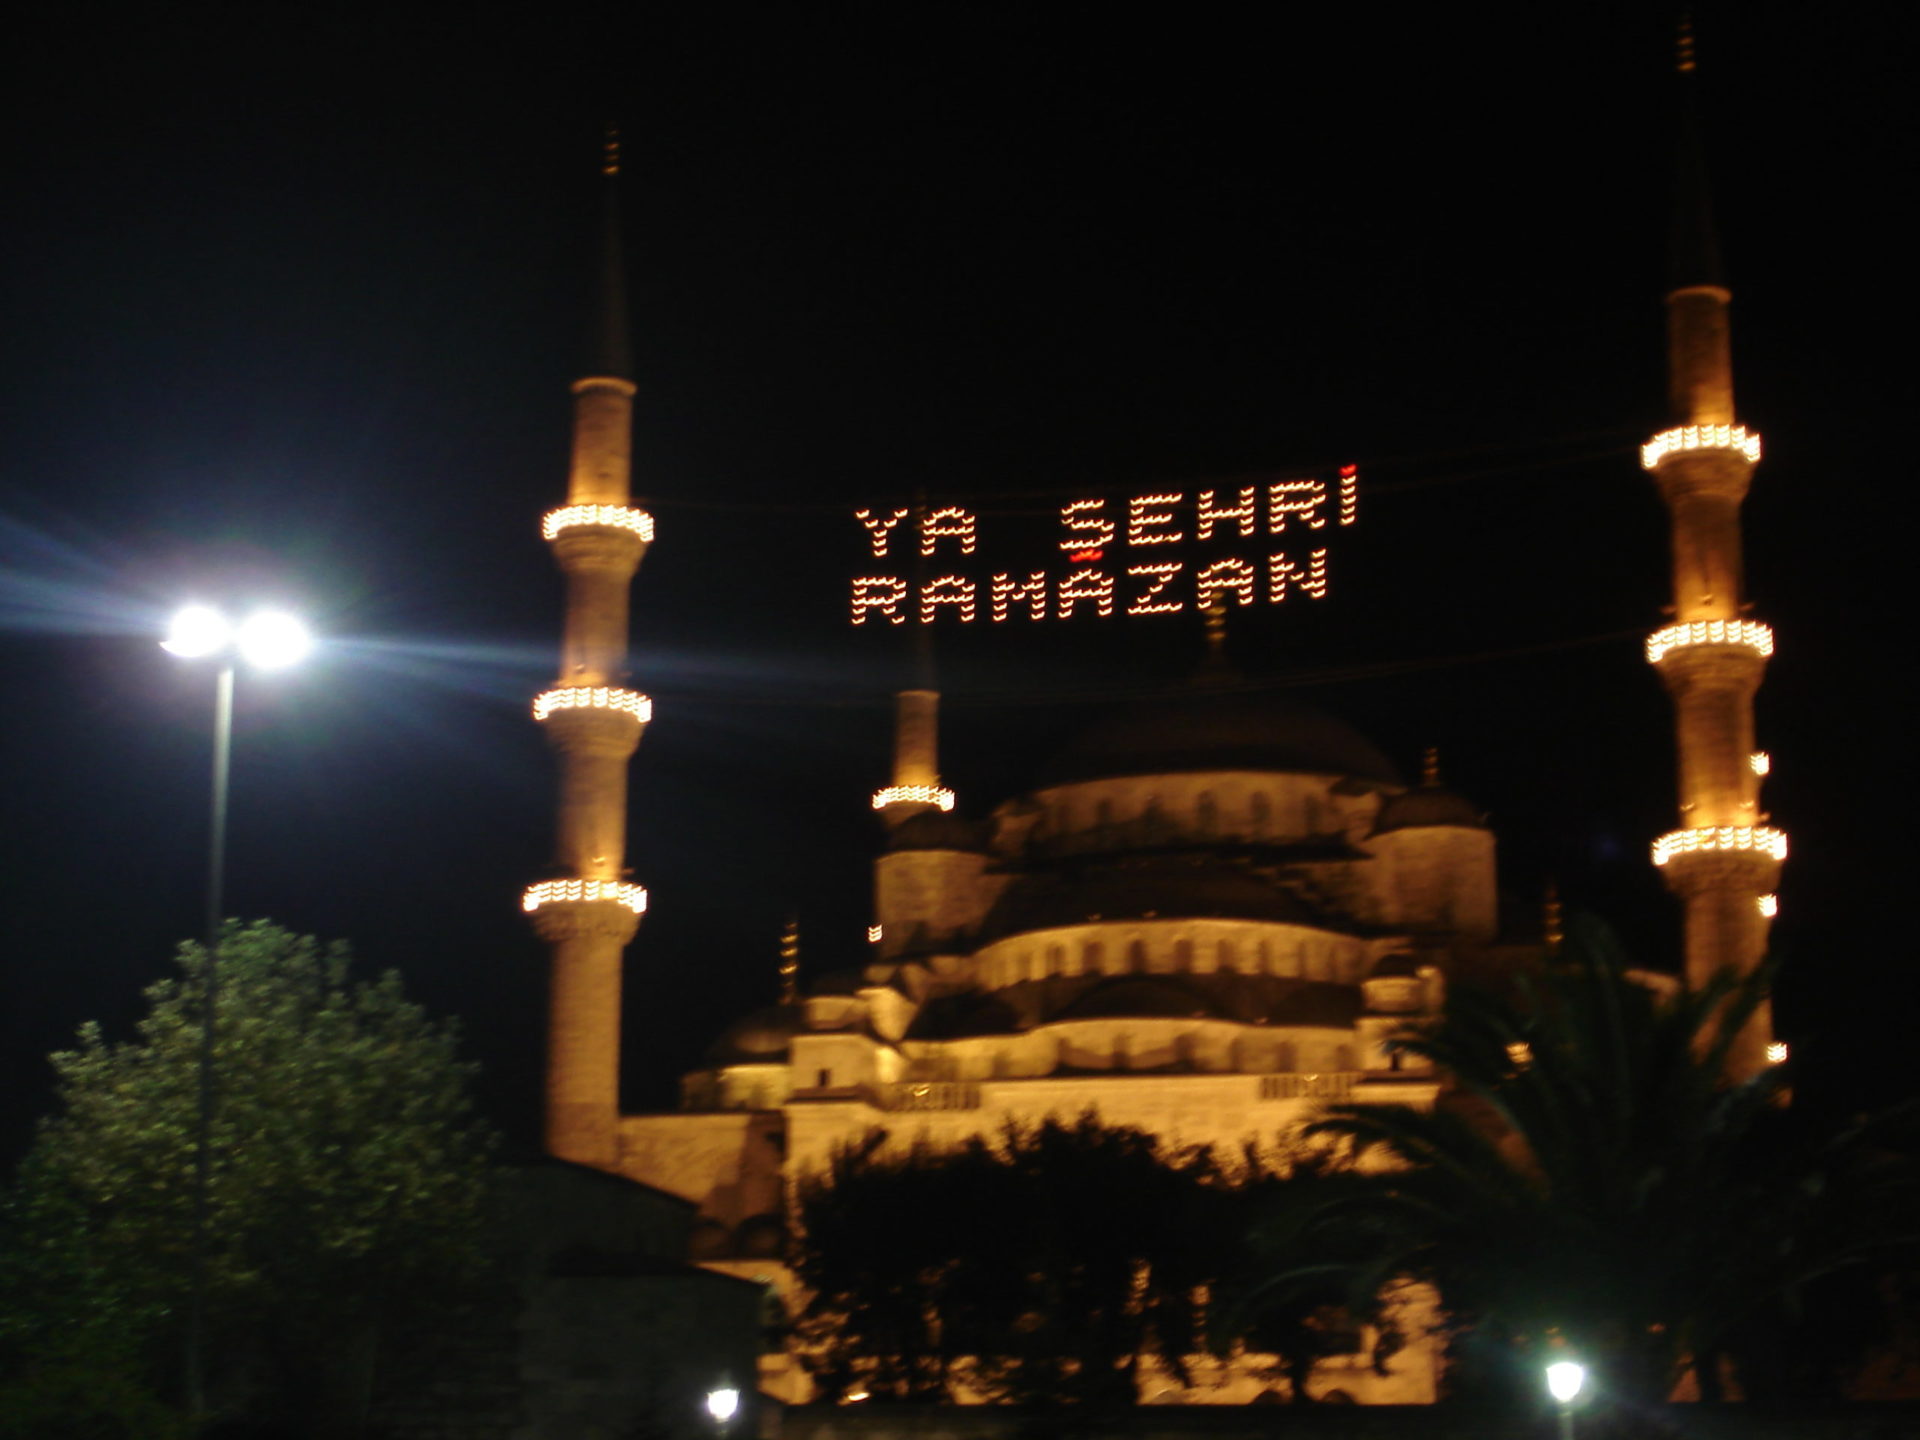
[1366,747,1496,943]
[524,130,654,1168]
[1643,28,1781,1081]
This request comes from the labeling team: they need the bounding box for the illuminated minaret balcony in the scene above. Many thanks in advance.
[533,686,653,725]
[1644,619,1774,666]
[872,784,956,813]
[1641,424,1763,470]
[543,504,656,543]
[1651,824,1788,869]
[522,879,649,916]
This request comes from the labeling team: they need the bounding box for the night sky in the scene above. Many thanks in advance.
[1,5,1905,1167]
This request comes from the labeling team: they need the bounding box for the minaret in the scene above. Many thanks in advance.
[1643,27,1783,1082]
[872,610,953,827]
[521,130,654,1168]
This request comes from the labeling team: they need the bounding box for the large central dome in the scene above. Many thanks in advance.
[1043,687,1402,788]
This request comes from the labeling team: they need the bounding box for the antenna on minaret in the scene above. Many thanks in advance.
[1542,881,1563,952]
[1421,746,1441,787]
[779,916,800,1004]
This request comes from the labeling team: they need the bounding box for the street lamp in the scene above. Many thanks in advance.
[162,603,312,1419]
[705,1387,741,1433]
[1545,1360,1586,1440]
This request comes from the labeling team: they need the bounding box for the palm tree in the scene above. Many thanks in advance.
[1238,919,1915,1407]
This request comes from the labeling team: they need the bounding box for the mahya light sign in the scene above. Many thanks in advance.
[850,469,1359,625]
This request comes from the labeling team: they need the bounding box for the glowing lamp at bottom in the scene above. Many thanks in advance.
[1545,1361,1586,1404]
[1766,1041,1789,1064]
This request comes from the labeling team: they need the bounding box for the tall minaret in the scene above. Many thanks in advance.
[521,131,654,1168]
[1643,27,1783,1082]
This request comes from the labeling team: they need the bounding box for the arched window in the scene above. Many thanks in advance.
[1257,938,1273,974]
[1095,798,1114,828]
[1084,940,1106,973]
[1216,939,1236,972]
[1275,1040,1297,1072]
[1048,943,1067,976]
[1250,791,1272,837]
[1334,1045,1355,1071]
[1173,938,1194,970]
[1197,791,1218,834]
[1127,939,1148,972]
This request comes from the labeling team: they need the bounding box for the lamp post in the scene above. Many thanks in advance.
[1545,1359,1586,1440]
[161,603,312,1418]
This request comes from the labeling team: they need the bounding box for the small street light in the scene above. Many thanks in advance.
[1545,1359,1586,1440]
[162,602,312,1419]
[706,1387,741,1436]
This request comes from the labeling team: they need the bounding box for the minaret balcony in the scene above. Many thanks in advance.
[1652,825,1787,868]
[1641,424,1762,470]
[542,503,656,543]
[522,878,649,915]
[872,784,955,812]
[533,686,652,725]
[1645,619,1774,665]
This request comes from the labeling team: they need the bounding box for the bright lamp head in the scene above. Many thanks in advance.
[705,1388,740,1423]
[161,605,234,658]
[1546,1360,1586,1404]
[236,610,312,670]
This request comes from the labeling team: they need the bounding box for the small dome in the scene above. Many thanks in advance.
[1045,689,1401,788]
[1371,785,1484,835]
[704,1004,804,1065]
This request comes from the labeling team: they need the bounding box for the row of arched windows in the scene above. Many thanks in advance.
[985,932,1354,987]
[1049,786,1330,841]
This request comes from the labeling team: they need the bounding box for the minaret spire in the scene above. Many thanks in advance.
[873,500,955,825]
[1642,22,1782,1082]
[522,136,656,1168]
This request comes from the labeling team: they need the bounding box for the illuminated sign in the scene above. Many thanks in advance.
[851,470,1360,624]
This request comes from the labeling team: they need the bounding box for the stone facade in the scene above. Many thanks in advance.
[616,688,1502,1405]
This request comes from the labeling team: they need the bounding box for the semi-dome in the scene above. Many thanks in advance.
[1044,688,1401,788]
[980,858,1321,941]
[705,1004,804,1065]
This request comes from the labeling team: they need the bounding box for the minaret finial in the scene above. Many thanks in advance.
[1421,746,1441,787]
[1543,881,1563,951]
[1204,598,1227,661]
[589,126,634,383]
[779,916,800,1005]
[1669,13,1724,293]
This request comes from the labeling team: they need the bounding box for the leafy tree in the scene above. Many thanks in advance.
[1241,919,1919,1409]
[792,1114,1378,1407]
[0,922,497,1434]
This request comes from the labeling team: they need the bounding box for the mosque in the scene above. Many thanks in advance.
[514,45,1783,1403]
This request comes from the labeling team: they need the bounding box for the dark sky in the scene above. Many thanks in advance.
[1,4,1905,1164]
